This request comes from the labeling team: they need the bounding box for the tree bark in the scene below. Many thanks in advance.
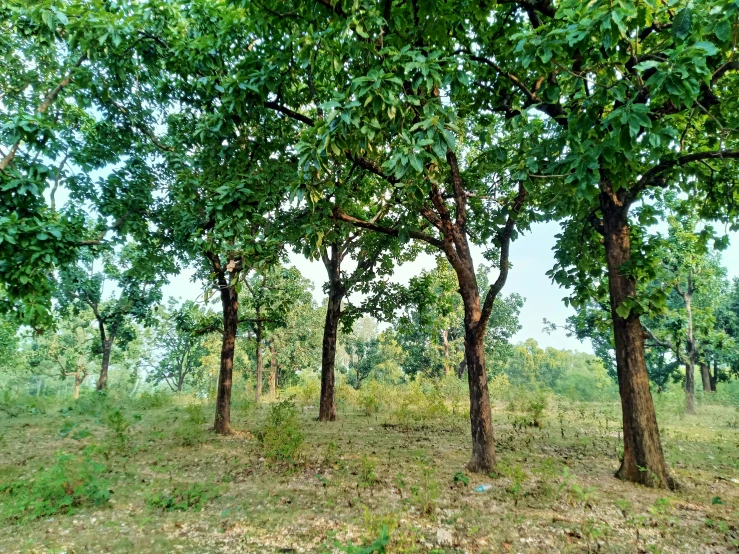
[710,359,718,392]
[96,335,114,391]
[269,340,277,397]
[319,245,343,422]
[255,316,263,403]
[214,283,238,434]
[600,182,674,489]
[699,362,712,393]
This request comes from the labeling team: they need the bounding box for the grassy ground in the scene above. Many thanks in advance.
[0,392,738,554]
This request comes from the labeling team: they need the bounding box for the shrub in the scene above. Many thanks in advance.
[145,482,220,512]
[102,409,132,457]
[358,382,383,416]
[0,448,110,522]
[135,390,171,409]
[255,400,304,467]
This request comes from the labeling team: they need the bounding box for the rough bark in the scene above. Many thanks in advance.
[319,244,343,422]
[214,283,238,434]
[269,341,277,397]
[600,182,674,489]
[255,316,263,403]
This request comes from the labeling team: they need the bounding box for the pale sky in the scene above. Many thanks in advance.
[162,221,739,354]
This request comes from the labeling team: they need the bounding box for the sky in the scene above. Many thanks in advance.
[161,221,739,354]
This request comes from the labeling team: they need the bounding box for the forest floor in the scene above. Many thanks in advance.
[0,393,738,554]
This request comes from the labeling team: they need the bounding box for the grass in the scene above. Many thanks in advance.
[0,390,738,553]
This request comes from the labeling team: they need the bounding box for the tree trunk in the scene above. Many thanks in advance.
[710,359,718,392]
[699,363,712,393]
[442,328,451,376]
[269,341,277,397]
[683,293,697,414]
[455,263,495,473]
[319,245,344,422]
[255,317,263,403]
[601,184,674,489]
[73,370,83,400]
[214,284,238,434]
[97,337,114,391]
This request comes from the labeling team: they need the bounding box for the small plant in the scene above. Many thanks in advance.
[136,390,171,409]
[0,448,110,522]
[324,441,340,467]
[102,409,132,458]
[453,471,469,487]
[410,461,440,517]
[146,482,220,512]
[184,403,207,424]
[501,463,527,505]
[334,525,391,554]
[358,457,378,490]
[255,400,304,468]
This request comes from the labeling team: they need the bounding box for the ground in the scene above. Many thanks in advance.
[0,393,738,554]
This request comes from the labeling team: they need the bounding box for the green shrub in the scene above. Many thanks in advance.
[145,482,220,512]
[135,390,171,409]
[358,382,382,416]
[102,409,132,457]
[0,448,110,522]
[255,400,304,467]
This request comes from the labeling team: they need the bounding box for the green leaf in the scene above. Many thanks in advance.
[715,20,731,42]
[671,9,691,40]
[615,302,632,319]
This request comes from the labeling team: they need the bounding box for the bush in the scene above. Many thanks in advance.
[145,482,220,512]
[283,373,320,407]
[358,381,383,416]
[0,448,110,522]
[135,390,172,409]
[255,400,304,467]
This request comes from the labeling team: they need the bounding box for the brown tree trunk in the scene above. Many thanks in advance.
[319,245,344,422]
[269,340,277,397]
[96,335,114,391]
[255,317,263,403]
[214,284,238,434]
[600,183,674,489]
[710,359,718,392]
[455,256,495,473]
[699,363,712,393]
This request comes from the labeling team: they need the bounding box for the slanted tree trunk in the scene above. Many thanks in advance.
[255,316,263,403]
[700,362,712,393]
[214,281,238,434]
[319,244,343,422]
[600,182,674,489]
[269,341,277,397]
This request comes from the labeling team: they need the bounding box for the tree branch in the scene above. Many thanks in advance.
[633,149,739,195]
[332,210,444,249]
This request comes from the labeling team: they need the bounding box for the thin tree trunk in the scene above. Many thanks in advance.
[255,317,263,403]
[97,335,114,391]
[319,244,343,422]
[683,292,697,414]
[269,341,277,397]
[710,359,718,392]
[601,183,674,489]
[699,363,712,393]
[442,328,451,376]
[214,284,238,434]
[73,370,83,400]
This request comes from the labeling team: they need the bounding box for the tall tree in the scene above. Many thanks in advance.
[478,0,739,487]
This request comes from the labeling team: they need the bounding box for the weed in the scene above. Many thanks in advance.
[145,482,221,512]
[136,390,171,409]
[102,409,132,458]
[410,460,440,517]
[453,471,469,487]
[255,400,304,468]
[334,525,391,554]
[0,448,110,522]
[358,457,378,490]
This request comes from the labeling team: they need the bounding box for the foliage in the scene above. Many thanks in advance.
[255,401,304,467]
[0,448,109,522]
[145,482,220,512]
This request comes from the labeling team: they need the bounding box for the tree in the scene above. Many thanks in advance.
[55,246,163,390]
[240,266,314,402]
[477,0,739,487]
[0,1,177,327]
[144,300,211,392]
